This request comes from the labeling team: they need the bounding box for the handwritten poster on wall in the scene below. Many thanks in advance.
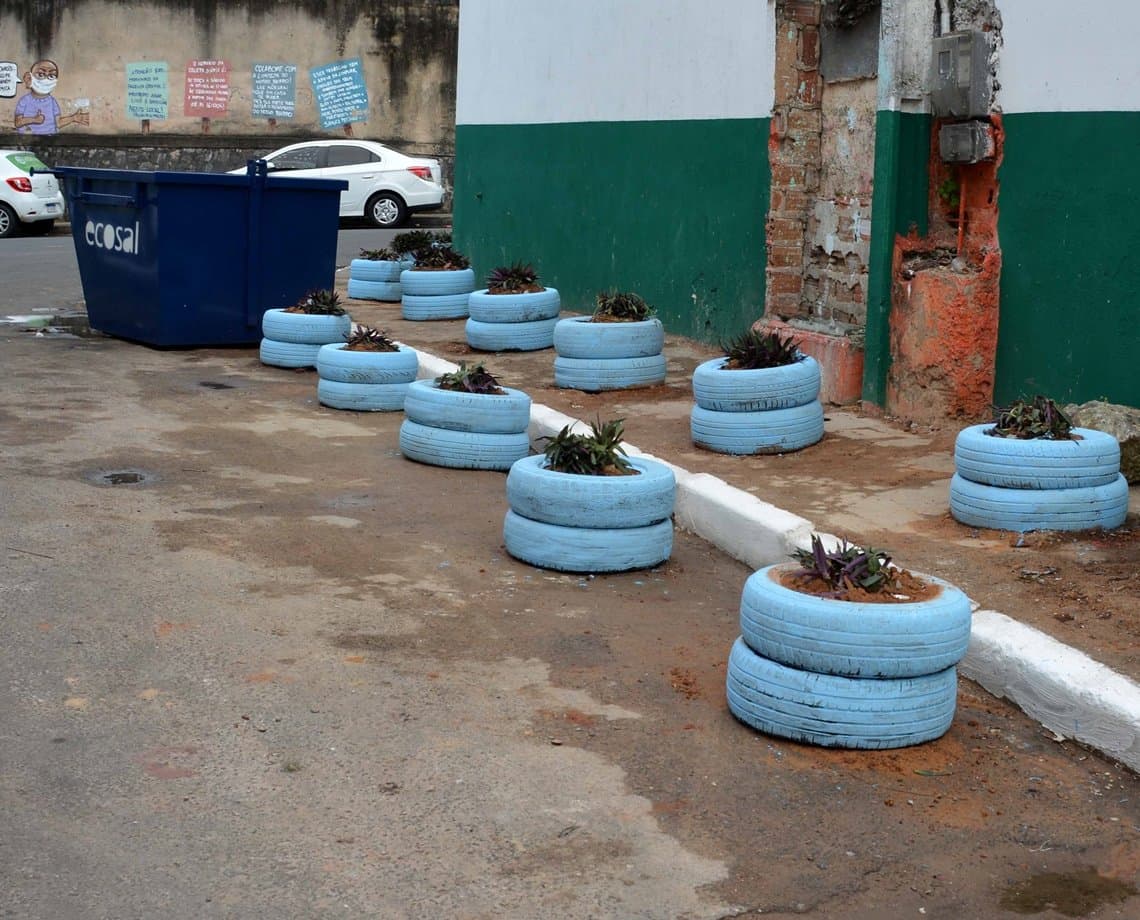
[309,58,368,129]
[184,60,230,117]
[126,62,168,119]
[0,61,18,99]
[251,63,297,119]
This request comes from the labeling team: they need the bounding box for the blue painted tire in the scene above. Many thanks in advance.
[468,288,562,323]
[465,317,558,352]
[401,293,471,321]
[316,344,418,385]
[505,455,676,529]
[553,354,667,391]
[949,472,1129,533]
[317,379,409,412]
[260,338,321,369]
[503,510,673,573]
[261,308,352,345]
[726,638,958,750]
[347,278,402,302]
[738,564,972,679]
[399,420,530,471]
[553,315,665,359]
[403,380,531,433]
[692,356,821,411]
[399,268,476,296]
[349,259,403,283]
[953,425,1121,490]
[690,401,824,454]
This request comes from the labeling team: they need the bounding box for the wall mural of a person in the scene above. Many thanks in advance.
[13,59,89,134]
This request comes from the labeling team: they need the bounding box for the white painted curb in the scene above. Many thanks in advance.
[409,345,1140,770]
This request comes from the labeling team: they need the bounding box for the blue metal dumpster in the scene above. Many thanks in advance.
[51,162,347,347]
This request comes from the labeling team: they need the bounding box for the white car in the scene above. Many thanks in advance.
[0,149,65,238]
[229,139,444,229]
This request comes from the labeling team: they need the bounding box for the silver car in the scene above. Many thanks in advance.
[230,139,444,229]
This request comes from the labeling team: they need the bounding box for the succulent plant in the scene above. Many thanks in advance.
[721,329,804,370]
[987,395,1075,440]
[412,245,471,270]
[287,288,345,316]
[790,534,898,598]
[486,262,541,294]
[357,247,399,261]
[343,325,399,352]
[435,361,504,394]
[391,230,435,256]
[592,291,654,323]
[541,417,635,476]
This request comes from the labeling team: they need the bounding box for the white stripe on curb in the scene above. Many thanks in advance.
[408,345,1140,770]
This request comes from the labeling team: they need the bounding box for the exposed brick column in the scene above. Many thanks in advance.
[765,0,822,321]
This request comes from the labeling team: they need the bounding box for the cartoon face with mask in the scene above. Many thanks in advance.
[14,59,88,134]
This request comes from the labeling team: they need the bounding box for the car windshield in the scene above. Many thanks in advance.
[268,147,322,170]
[5,152,49,174]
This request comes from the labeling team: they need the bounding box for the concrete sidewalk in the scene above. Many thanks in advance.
[333,289,1140,773]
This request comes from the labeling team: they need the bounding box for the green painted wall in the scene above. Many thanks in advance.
[453,118,770,344]
[996,111,1140,407]
[862,109,931,405]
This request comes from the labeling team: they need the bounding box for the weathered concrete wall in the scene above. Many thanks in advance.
[0,0,456,154]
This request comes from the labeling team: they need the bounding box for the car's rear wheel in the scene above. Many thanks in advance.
[0,203,19,239]
[366,192,408,229]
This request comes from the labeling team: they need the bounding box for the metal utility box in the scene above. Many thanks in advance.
[939,120,997,164]
[52,162,347,348]
[931,31,991,119]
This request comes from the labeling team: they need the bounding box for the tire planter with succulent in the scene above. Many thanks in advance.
[726,536,969,750]
[503,419,676,573]
[398,364,531,471]
[465,262,562,352]
[346,248,414,303]
[315,326,418,412]
[399,245,476,321]
[553,293,666,391]
[950,397,1128,532]
[690,330,824,455]
[260,290,352,370]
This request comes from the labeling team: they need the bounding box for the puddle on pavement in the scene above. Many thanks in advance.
[3,312,98,337]
[999,867,1136,916]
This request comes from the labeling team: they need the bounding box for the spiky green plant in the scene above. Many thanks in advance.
[987,396,1075,440]
[343,325,399,352]
[357,247,399,261]
[721,329,804,370]
[790,534,898,598]
[412,246,470,270]
[541,417,636,476]
[591,291,654,323]
[391,230,434,256]
[486,262,541,294]
[435,361,504,394]
[286,288,345,315]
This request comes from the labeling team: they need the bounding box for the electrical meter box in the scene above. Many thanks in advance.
[931,31,990,118]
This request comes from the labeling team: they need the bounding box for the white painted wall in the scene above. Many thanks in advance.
[457,0,775,125]
[999,1,1140,113]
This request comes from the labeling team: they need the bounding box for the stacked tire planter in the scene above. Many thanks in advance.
[726,563,972,749]
[503,454,676,573]
[400,267,476,321]
[260,308,352,370]
[398,379,531,470]
[466,287,561,352]
[690,355,824,455]
[950,424,1128,532]
[347,255,413,303]
[315,343,418,412]
[553,316,667,391]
